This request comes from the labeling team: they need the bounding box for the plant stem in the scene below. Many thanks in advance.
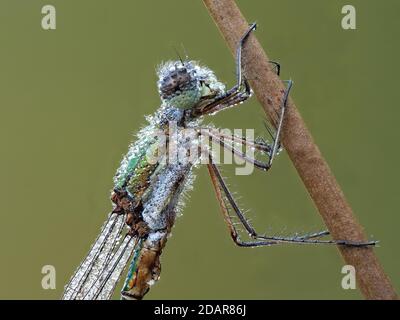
[203,0,397,300]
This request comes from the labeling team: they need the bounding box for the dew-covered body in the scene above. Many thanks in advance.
[63,23,375,301]
[112,105,200,299]
[63,59,228,300]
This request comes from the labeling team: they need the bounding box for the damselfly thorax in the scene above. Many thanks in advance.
[62,23,376,301]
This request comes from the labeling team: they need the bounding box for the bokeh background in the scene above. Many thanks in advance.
[0,0,398,299]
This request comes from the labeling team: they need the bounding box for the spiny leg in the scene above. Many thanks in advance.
[295,230,330,240]
[200,127,272,153]
[268,79,293,167]
[207,157,278,247]
[235,22,257,88]
[208,155,322,242]
[192,23,283,117]
[201,81,334,240]
[208,154,376,247]
[199,80,293,173]
[205,131,271,171]
[264,53,292,151]
[194,31,281,116]
[192,23,257,116]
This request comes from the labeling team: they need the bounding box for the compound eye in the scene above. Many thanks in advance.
[159,68,192,98]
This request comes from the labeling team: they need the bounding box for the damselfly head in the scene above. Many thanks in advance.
[157,60,201,109]
[157,60,225,112]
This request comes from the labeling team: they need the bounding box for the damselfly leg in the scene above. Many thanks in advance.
[191,23,258,117]
[191,22,283,119]
[201,79,292,172]
[203,57,376,247]
[207,154,376,247]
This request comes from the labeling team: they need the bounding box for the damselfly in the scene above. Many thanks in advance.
[62,23,376,300]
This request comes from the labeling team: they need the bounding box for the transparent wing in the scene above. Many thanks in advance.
[62,213,141,300]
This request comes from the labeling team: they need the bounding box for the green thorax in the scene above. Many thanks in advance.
[113,122,168,201]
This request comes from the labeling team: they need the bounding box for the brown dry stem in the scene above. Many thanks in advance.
[203,0,397,300]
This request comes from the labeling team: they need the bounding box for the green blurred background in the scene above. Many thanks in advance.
[0,0,398,299]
